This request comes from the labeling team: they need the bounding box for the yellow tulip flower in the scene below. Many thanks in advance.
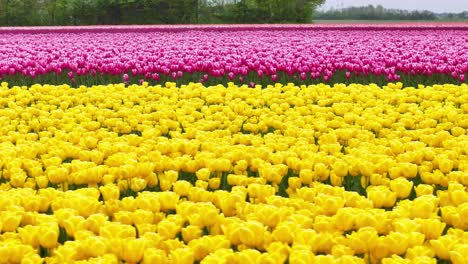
[430,235,459,260]
[121,238,148,264]
[143,248,169,264]
[390,177,414,198]
[411,195,438,218]
[414,184,434,197]
[169,248,194,264]
[0,211,23,232]
[157,219,181,240]
[367,186,397,208]
[99,222,136,239]
[289,248,314,264]
[406,245,435,259]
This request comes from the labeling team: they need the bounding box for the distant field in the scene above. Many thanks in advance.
[313,19,468,24]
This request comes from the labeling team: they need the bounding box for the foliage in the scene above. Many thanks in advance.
[314,4,467,21]
[0,0,325,26]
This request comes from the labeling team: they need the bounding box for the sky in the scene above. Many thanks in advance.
[318,0,468,13]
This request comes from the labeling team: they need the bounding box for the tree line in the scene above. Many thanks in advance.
[0,0,325,26]
[314,5,467,21]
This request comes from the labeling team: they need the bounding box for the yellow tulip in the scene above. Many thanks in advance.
[46,166,68,184]
[170,248,194,264]
[314,163,329,181]
[143,248,169,264]
[449,244,468,264]
[430,235,459,260]
[173,180,192,196]
[38,223,59,249]
[157,219,181,240]
[82,236,109,258]
[99,222,136,239]
[289,249,314,264]
[35,175,49,189]
[331,244,354,257]
[1,211,23,232]
[332,160,348,177]
[418,219,446,240]
[122,238,148,264]
[299,169,314,184]
[448,183,468,206]
[414,184,434,197]
[196,168,211,181]
[182,225,203,243]
[158,191,179,211]
[18,225,41,248]
[367,186,397,208]
[236,249,262,263]
[288,177,302,191]
[132,209,154,225]
[390,177,413,198]
[84,213,108,235]
[346,227,378,254]
[438,157,454,174]
[272,222,296,244]
[114,210,133,225]
[406,245,435,259]
[135,192,160,213]
[411,195,438,218]
[130,177,147,192]
[209,177,221,190]
[19,253,43,264]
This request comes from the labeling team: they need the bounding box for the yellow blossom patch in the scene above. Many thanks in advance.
[0,81,467,264]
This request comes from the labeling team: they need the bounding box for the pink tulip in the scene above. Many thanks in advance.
[152,73,160,80]
[271,74,278,82]
[300,72,306,80]
[123,73,129,82]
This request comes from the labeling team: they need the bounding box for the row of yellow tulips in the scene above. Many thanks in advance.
[0,81,466,263]
[0,183,466,263]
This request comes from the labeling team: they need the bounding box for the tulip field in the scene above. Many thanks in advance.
[0,24,467,264]
[0,24,467,87]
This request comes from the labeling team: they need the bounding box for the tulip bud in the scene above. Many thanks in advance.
[300,72,307,80]
[271,74,278,82]
[123,73,129,83]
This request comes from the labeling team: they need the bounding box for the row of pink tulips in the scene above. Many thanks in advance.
[0,25,466,83]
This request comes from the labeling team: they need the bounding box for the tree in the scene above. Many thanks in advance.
[0,0,327,26]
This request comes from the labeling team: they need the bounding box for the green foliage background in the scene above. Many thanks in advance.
[0,0,325,26]
[314,4,468,21]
